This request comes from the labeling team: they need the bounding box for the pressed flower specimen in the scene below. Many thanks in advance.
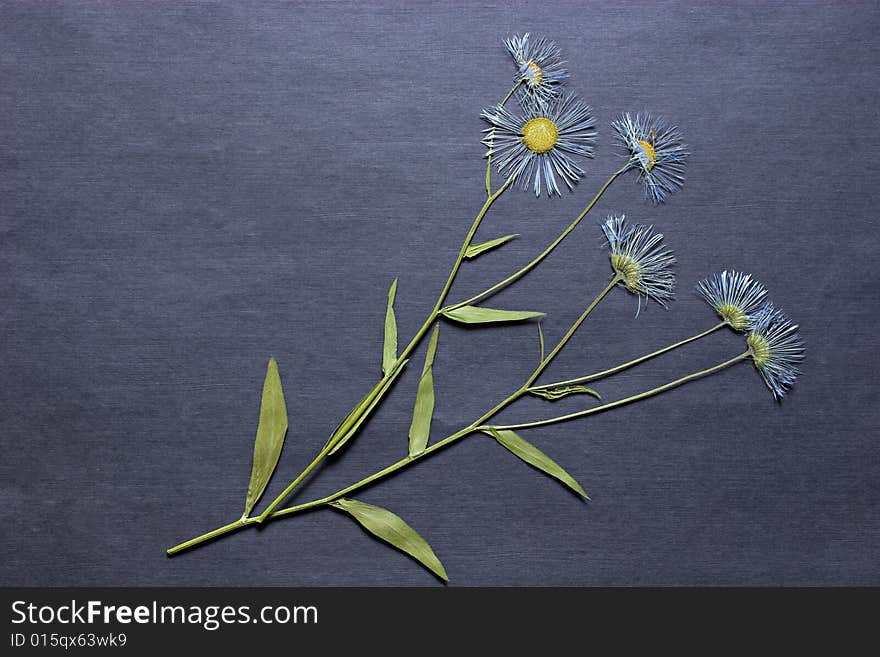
[481,92,596,196]
[504,32,569,103]
[697,269,768,331]
[746,304,805,399]
[612,112,689,204]
[168,34,804,583]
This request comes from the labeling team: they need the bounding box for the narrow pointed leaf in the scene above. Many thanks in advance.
[382,278,398,375]
[537,321,545,363]
[408,324,439,456]
[465,233,520,259]
[243,357,289,518]
[331,498,448,582]
[322,385,377,452]
[485,428,588,500]
[529,385,601,401]
[327,359,409,456]
[441,305,544,325]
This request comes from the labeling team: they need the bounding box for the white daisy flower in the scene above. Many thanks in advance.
[746,304,805,400]
[612,112,688,204]
[696,270,768,331]
[504,33,569,103]
[601,215,675,309]
[481,92,596,197]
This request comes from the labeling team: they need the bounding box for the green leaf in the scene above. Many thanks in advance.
[441,305,544,325]
[464,234,519,259]
[382,278,398,376]
[408,324,439,456]
[537,321,545,363]
[331,498,448,582]
[529,385,601,401]
[243,357,289,518]
[327,359,409,456]
[323,386,376,452]
[485,428,588,500]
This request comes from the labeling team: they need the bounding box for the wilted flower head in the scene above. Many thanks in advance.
[481,92,596,197]
[746,304,804,400]
[696,270,767,331]
[601,215,675,309]
[504,33,569,103]
[612,113,688,204]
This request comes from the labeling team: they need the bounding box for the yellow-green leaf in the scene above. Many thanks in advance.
[323,385,377,452]
[382,278,398,375]
[327,359,409,456]
[529,385,601,401]
[485,428,588,500]
[408,324,439,456]
[537,321,545,363]
[441,305,544,324]
[331,498,448,582]
[243,357,289,518]
[465,234,519,259]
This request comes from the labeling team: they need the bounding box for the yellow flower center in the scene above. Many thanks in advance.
[526,61,543,86]
[611,254,641,292]
[522,117,558,154]
[718,303,749,331]
[747,332,770,368]
[637,140,657,170]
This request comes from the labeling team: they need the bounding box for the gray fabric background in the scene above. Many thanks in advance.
[1,1,878,586]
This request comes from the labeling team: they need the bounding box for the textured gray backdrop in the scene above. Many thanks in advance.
[2,1,878,586]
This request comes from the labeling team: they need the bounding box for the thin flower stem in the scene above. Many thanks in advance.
[432,177,514,314]
[449,166,630,310]
[167,517,256,556]
[168,168,639,555]
[499,81,522,107]
[175,280,747,555]
[493,351,752,431]
[530,320,728,391]
[486,81,522,196]
[271,276,620,520]
[526,276,621,388]
[254,177,515,523]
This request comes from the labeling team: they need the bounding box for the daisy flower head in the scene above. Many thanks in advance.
[696,270,768,331]
[481,92,596,197]
[612,113,689,204]
[601,215,675,310]
[746,304,804,400]
[504,33,569,104]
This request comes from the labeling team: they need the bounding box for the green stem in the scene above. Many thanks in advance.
[255,177,514,523]
[450,166,628,310]
[171,179,516,551]
[526,276,621,388]
[168,169,631,555]
[495,351,751,431]
[486,82,522,196]
[530,320,728,390]
[166,348,747,555]
[272,276,620,520]
[173,281,741,555]
[499,81,522,107]
[167,517,256,556]
[256,445,334,522]
[432,177,514,314]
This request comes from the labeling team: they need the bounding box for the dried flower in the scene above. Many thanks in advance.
[746,304,804,400]
[696,270,768,331]
[612,112,688,204]
[602,215,675,307]
[481,92,596,196]
[504,33,569,103]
